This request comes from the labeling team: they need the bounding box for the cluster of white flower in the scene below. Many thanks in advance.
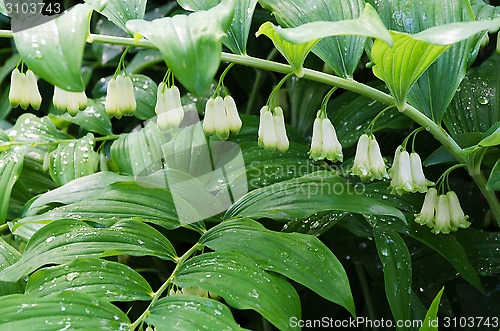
[389,146,434,195]
[309,112,343,162]
[105,75,136,118]
[258,106,289,152]
[415,188,470,234]
[155,83,185,130]
[350,134,389,182]
[9,68,42,110]
[203,95,242,140]
[53,86,88,116]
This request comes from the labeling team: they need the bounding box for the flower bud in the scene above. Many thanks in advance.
[350,134,371,181]
[67,94,80,117]
[203,98,216,135]
[116,75,136,116]
[446,191,470,231]
[259,109,277,151]
[257,106,268,146]
[309,117,323,161]
[155,83,169,131]
[77,92,87,111]
[214,96,230,140]
[224,95,242,134]
[414,188,437,227]
[433,194,451,234]
[19,74,30,110]
[53,86,66,111]
[274,107,289,152]
[165,85,184,127]
[389,150,416,195]
[321,118,343,162]
[389,146,402,179]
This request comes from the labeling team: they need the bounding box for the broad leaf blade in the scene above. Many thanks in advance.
[98,0,146,33]
[486,159,500,190]
[0,238,24,295]
[49,133,99,186]
[374,227,412,327]
[176,0,258,55]
[258,0,368,78]
[146,295,243,331]
[0,291,130,329]
[126,0,235,95]
[25,258,154,301]
[52,99,113,136]
[13,3,93,91]
[1,218,177,282]
[225,171,406,222]
[200,218,356,316]
[371,31,450,111]
[174,251,301,331]
[0,146,27,224]
[9,114,69,143]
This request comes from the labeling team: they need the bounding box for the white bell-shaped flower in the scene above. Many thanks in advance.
[10,69,42,110]
[320,118,343,162]
[410,152,434,193]
[203,98,216,135]
[414,188,438,227]
[389,150,416,194]
[9,68,23,109]
[350,134,371,181]
[105,78,118,117]
[164,85,184,128]
[258,107,278,151]
[224,96,242,134]
[274,107,289,152]
[214,96,230,140]
[53,86,88,117]
[25,70,42,110]
[116,75,136,116]
[432,194,452,234]
[447,191,470,231]
[257,106,267,146]
[309,117,323,161]
[368,136,389,180]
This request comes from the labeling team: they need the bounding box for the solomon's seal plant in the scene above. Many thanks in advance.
[0,0,499,330]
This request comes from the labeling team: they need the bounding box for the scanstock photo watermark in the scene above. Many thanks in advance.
[289,316,499,329]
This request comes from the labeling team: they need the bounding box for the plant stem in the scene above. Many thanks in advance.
[469,170,500,226]
[0,223,8,233]
[354,261,378,331]
[130,243,202,330]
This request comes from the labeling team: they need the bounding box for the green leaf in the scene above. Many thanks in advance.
[49,133,99,186]
[126,0,235,95]
[0,146,27,224]
[409,224,482,291]
[12,181,184,240]
[200,218,356,316]
[176,0,258,55]
[0,291,130,329]
[256,21,319,78]
[374,227,412,328]
[445,52,500,135]
[9,114,69,143]
[25,257,154,301]
[225,171,406,222]
[98,0,146,33]
[368,0,484,121]
[258,0,370,78]
[146,295,243,331]
[126,49,163,74]
[12,3,94,91]
[1,218,177,282]
[274,3,394,47]
[24,171,130,216]
[424,132,481,166]
[174,251,301,331]
[486,159,500,190]
[470,0,500,20]
[52,99,113,136]
[371,31,451,111]
[111,122,166,176]
[456,229,500,276]
[419,287,444,331]
[0,238,25,296]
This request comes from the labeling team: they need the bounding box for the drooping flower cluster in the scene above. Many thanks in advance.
[309,112,343,162]
[350,134,389,182]
[105,75,136,118]
[9,68,42,110]
[389,146,434,195]
[258,106,289,152]
[203,95,242,140]
[414,188,470,234]
[155,83,185,130]
[53,86,88,116]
